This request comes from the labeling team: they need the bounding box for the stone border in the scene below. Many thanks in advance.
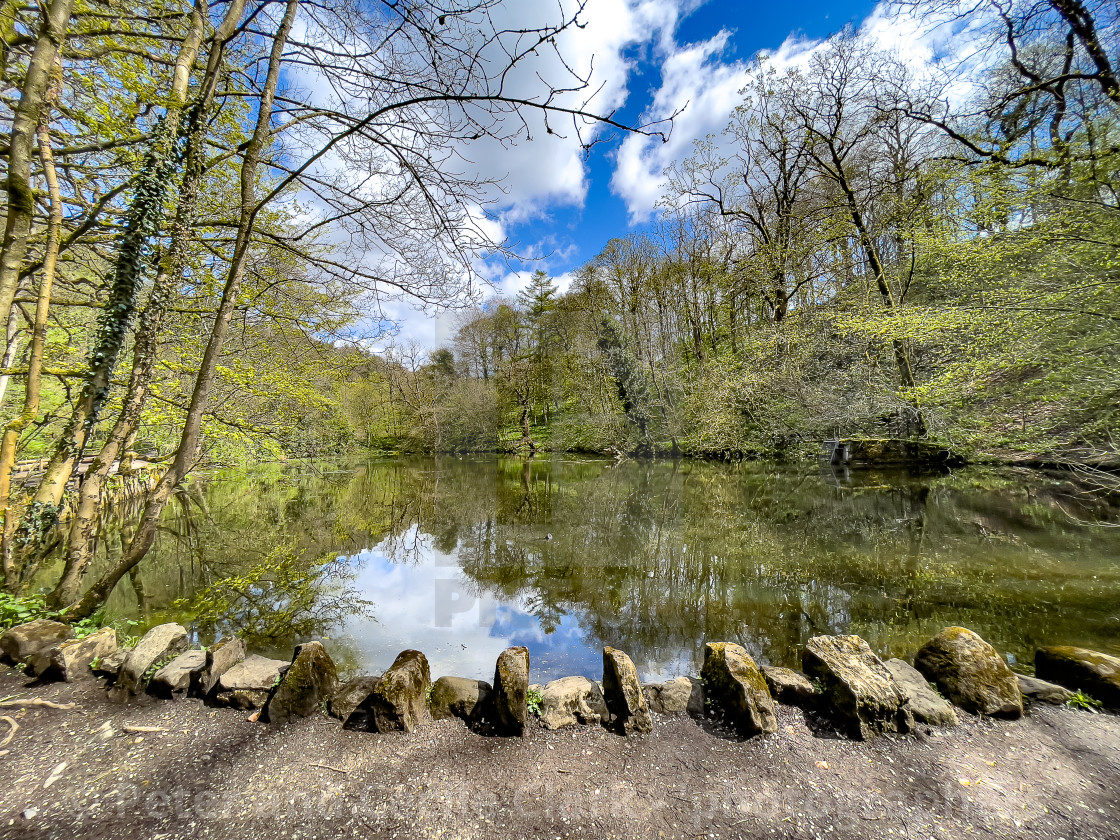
[1,620,1115,741]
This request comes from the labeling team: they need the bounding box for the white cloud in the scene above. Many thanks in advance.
[610,0,990,221]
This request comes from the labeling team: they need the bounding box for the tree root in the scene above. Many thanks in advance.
[0,715,18,747]
[0,699,75,710]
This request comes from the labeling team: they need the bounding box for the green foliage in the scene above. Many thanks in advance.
[0,594,105,636]
[526,686,544,717]
[1066,690,1103,712]
[0,594,52,630]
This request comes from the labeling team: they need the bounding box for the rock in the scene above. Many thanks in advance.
[115,623,188,696]
[539,676,608,729]
[0,620,73,676]
[701,643,778,738]
[148,650,207,698]
[93,649,128,679]
[191,637,246,698]
[263,641,339,724]
[914,627,1022,719]
[884,658,958,726]
[1018,674,1075,705]
[1035,646,1120,710]
[329,677,380,722]
[211,654,289,709]
[762,666,816,708]
[602,646,652,735]
[47,628,117,682]
[644,676,703,716]
[474,646,530,736]
[802,635,913,740]
[429,676,491,722]
[345,649,431,733]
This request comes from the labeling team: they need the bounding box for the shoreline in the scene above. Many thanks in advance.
[0,666,1117,840]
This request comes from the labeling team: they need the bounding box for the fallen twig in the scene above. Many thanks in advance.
[0,699,75,710]
[0,716,18,747]
[123,725,167,734]
[310,763,348,774]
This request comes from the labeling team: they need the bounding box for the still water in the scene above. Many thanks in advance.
[64,457,1120,683]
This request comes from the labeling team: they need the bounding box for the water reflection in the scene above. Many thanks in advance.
[58,457,1120,683]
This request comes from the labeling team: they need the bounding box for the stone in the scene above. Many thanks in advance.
[1018,674,1074,705]
[190,637,246,698]
[539,676,608,730]
[701,643,778,738]
[345,649,431,733]
[329,677,380,722]
[762,666,816,708]
[644,676,703,716]
[263,641,339,724]
[602,646,652,735]
[148,650,207,698]
[211,654,289,709]
[429,676,491,722]
[0,620,73,676]
[802,635,914,740]
[472,646,530,736]
[915,627,1022,719]
[1035,646,1120,710]
[93,649,128,679]
[885,658,958,727]
[115,623,188,696]
[47,628,117,682]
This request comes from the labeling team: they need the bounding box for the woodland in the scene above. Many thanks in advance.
[0,0,1117,618]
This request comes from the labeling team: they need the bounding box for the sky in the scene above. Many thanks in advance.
[368,0,914,351]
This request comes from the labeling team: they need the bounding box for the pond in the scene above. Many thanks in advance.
[51,456,1120,684]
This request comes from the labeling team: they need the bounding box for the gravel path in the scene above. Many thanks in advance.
[0,666,1117,840]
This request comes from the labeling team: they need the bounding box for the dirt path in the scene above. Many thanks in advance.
[0,666,1117,840]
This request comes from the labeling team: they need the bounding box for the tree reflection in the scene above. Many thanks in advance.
[61,456,1120,672]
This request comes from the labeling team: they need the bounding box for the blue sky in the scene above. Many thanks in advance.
[497,0,879,288]
[373,0,937,349]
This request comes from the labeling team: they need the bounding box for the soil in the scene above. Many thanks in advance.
[0,665,1117,840]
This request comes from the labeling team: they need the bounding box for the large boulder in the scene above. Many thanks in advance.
[329,676,380,722]
[263,641,339,724]
[115,623,188,697]
[47,628,117,682]
[539,676,608,730]
[429,676,491,722]
[0,620,73,676]
[644,677,703,716]
[602,647,652,735]
[884,658,958,727]
[474,646,530,736]
[701,643,778,738]
[1018,674,1074,706]
[148,650,207,698]
[211,654,289,709]
[914,627,1022,719]
[345,649,432,733]
[1035,646,1120,710]
[191,637,246,699]
[762,666,816,709]
[802,635,913,740]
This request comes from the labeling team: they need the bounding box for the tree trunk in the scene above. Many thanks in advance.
[0,56,63,590]
[0,0,76,349]
[46,0,247,608]
[63,0,298,620]
[832,159,926,437]
[7,0,207,568]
